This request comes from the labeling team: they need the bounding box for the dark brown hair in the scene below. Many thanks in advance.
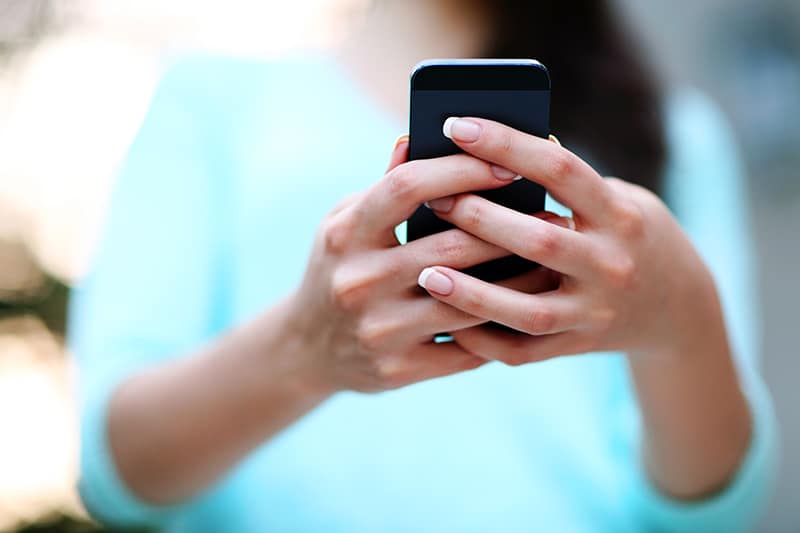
[482,1,667,195]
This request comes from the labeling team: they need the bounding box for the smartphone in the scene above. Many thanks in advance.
[406,59,551,283]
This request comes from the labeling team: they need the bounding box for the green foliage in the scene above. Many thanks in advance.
[0,274,69,335]
[5,513,151,533]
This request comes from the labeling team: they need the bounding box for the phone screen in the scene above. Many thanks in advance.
[409,89,550,161]
[406,60,551,283]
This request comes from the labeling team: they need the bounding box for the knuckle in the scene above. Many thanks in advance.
[330,269,371,312]
[432,231,469,263]
[330,282,364,312]
[547,149,575,182]
[592,307,617,335]
[361,357,386,388]
[386,163,420,201]
[322,215,354,255]
[527,226,560,257]
[497,130,515,155]
[458,197,483,231]
[375,356,405,389]
[613,201,645,238]
[521,306,556,335]
[356,321,391,354]
[603,256,638,289]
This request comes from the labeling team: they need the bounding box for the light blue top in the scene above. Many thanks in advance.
[69,55,778,532]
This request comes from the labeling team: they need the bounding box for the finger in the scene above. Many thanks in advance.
[388,213,568,288]
[388,228,508,286]
[386,135,410,173]
[494,266,561,294]
[417,266,584,335]
[395,297,489,339]
[451,326,591,366]
[359,153,517,240]
[429,194,592,277]
[331,210,568,295]
[346,135,405,227]
[387,342,487,387]
[402,268,559,336]
[442,116,615,225]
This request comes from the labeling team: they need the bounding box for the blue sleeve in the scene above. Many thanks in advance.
[68,60,233,527]
[625,90,779,531]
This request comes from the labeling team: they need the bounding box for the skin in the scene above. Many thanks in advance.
[109,138,569,502]
[106,0,750,506]
[418,117,751,498]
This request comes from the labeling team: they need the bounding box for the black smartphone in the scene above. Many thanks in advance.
[406,59,551,283]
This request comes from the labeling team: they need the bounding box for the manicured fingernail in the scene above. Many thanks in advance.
[418,267,454,295]
[426,196,455,213]
[443,117,481,142]
[548,134,561,147]
[490,165,519,181]
[394,134,410,150]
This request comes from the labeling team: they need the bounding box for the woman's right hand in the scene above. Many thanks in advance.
[287,137,561,393]
[103,137,564,506]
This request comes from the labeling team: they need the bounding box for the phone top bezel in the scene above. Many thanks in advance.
[410,59,550,91]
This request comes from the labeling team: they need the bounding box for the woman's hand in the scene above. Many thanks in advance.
[418,117,721,364]
[416,118,752,499]
[287,136,561,394]
[109,136,571,505]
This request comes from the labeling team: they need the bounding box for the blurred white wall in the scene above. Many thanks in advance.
[0,0,358,282]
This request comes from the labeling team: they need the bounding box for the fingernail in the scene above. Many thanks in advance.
[418,267,454,296]
[548,134,561,147]
[443,117,481,142]
[394,134,410,151]
[535,212,575,230]
[490,165,519,181]
[426,196,455,213]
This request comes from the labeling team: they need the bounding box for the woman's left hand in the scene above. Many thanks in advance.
[418,117,721,364]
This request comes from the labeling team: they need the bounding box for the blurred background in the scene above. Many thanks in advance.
[0,0,797,531]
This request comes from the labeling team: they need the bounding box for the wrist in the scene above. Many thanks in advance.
[228,293,338,408]
[624,270,751,498]
[630,272,727,363]
[276,291,341,398]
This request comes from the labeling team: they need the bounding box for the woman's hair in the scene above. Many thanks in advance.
[482,1,668,195]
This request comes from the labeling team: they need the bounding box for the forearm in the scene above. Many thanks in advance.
[627,280,751,500]
[107,295,333,505]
